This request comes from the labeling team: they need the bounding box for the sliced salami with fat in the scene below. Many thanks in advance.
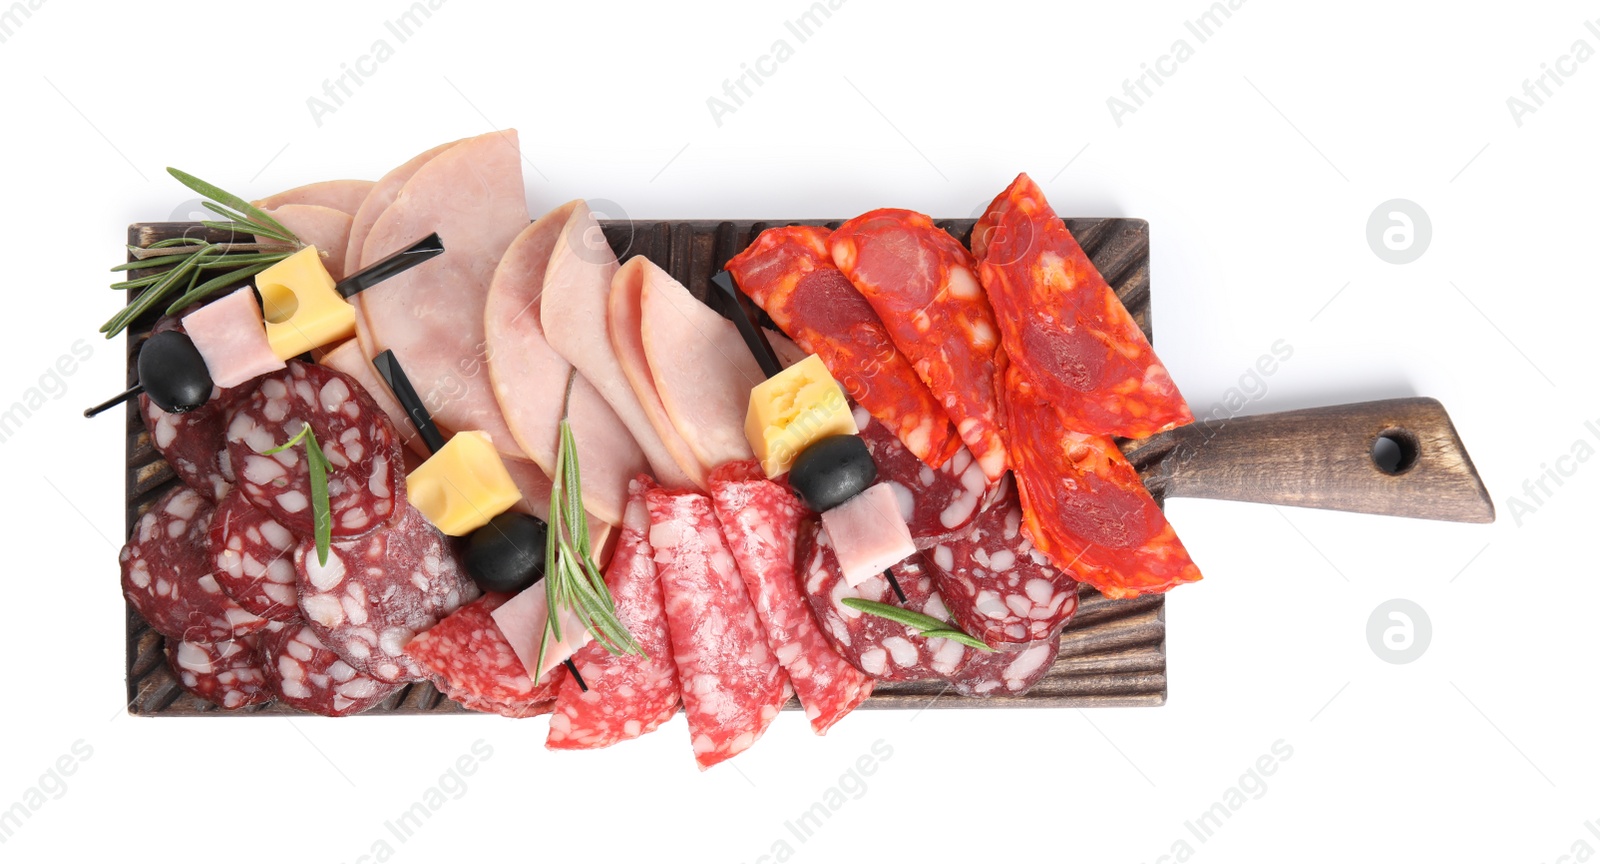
[294,504,480,683]
[262,620,400,716]
[946,635,1061,698]
[928,479,1079,645]
[548,478,682,750]
[209,488,300,622]
[648,485,788,769]
[121,486,268,643]
[166,634,274,710]
[798,524,967,683]
[404,592,563,718]
[709,462,872,735]
[225,360,406,540]
[855,407,998,549]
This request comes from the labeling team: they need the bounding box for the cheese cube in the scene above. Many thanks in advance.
[180,288,286,388]
[821,483,916,587]
[745,353,859,478]
[406,431,522,536]
[256,246,355,360]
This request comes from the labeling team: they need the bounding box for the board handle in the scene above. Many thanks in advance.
[1122,398,1494,523]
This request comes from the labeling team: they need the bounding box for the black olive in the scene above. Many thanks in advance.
[138,330,214,414]
[465,512,548,594]
[789,434,878,512]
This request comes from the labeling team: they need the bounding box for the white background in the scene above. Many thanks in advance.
[1,1,1595,861]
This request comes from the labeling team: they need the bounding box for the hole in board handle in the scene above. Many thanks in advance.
[1371,428,1420,475]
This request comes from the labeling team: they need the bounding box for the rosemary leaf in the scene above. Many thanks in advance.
[163,260,275,316]
[839,598,994,652]
[167,167,293,240]
[110,253,196,272]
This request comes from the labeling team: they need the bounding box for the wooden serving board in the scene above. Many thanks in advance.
[121,216,1491,716]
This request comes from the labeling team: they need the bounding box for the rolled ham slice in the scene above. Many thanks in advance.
[258,205,353,281]
[352,129,529,460]
[485,204,646,527]
[542,203,695,489]
[254,180,374,218]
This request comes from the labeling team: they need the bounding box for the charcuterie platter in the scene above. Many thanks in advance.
[102,132,1490,770]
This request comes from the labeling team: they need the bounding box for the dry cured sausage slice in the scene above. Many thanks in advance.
[262,620,400,716]
[208,489,300,622]
[294,503,480,683]
[647,484,787,769]
[1002,371,1201,598]
[830,210,1007,481]
[404,591,563,718]
[165,634,273,710]
[121,486,268,642]
[547,478,682,750]
[224,360,406,540]
[708,462,872,735]
[855,407,997,549]
[725,225,961,468]
[927,480,1079,645]
[976,173,1192,438]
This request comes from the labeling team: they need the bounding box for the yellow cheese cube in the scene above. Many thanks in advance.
[745,354,860,478]
[407,431,523,536]
[256,246,356,360]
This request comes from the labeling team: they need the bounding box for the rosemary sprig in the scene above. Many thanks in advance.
[534,371,645,683]
[840,598,995,652]
[100,168,301,338]
[262,422,333,566]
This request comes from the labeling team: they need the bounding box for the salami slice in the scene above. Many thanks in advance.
[1002,377,1201,598]
[548,478,682,751]
[830,210,1007,481]
[726,225,961,469]
[165,634,274,709]
[224,360,406,540]
[647,485,787,769]
[946,635,1061,698]
[976,173,1193,438]
[709,462,872,735]
[798,523,968,682]
[139,316,241,502]
[262,620,401,716]
[294,503,480,683]
[121,486,268,642]
[855,407,998,549]
[404,592,563,718]
[209,489,299,621]
[928,479,1080,645]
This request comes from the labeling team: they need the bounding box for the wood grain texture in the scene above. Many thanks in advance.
[1123,397,1494,522]
[123,218,1167,716]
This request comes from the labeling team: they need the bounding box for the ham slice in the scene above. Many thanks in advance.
[352,129,530,460]
[547,477,681,750]
[485,204,646,527]
[542,203,695,489]
[259,205,353,281]
[638,259,766,478]
[348,139,459,275]
[648,484,788,769]
[609,259,708,489]
[254,180,374,217]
